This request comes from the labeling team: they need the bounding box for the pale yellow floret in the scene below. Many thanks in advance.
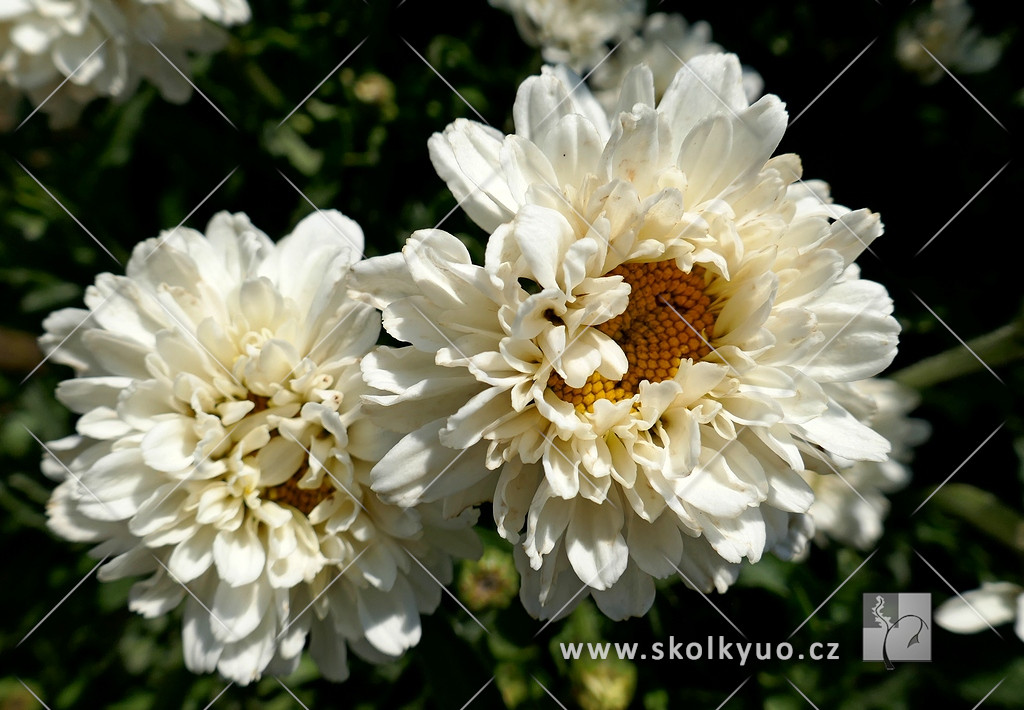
[548,260,716,412]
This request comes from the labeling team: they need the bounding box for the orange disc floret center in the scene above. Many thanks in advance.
[548,261,716,412]
[264,466,334,516]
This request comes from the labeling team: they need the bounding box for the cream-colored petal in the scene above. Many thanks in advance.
[935,583,1022,634]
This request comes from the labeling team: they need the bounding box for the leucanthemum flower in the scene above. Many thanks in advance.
[354,54,901,620]
[41,211,479,685]
[896,0,1002,85]
[489,0,643,71]
[0,0,250,129]
[588,13,763,115]
[799,379,929,550]
[935,582,1024,642]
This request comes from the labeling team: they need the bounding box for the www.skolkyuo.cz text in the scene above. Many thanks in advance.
[559,637,841,665]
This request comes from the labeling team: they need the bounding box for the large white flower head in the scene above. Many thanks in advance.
[41,211,480,685]
[489,0,643,71]
[589,13,763,115]
[355,54,900,620]
[0,0,250,129]
[799,379,929,550]
[895,0,1002,84]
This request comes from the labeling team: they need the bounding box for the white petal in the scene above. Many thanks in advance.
[565,501,628,590]
[350,251,415,311]
[501,135,559,207]
[511,205,574,291]
[309,619,350,682]
[798,400,890,462]
[428,120,517,233]
[603,103,667,196]
[660,54,749,160]
[81,329,153,378]
[168,526,217,582]
[255,437,306,487]
[592,562,655,620]
[513,71,575,142]
[182,596,224,673]
[79,448,161,520]
[935,583,1022,633]
[0,0,31,20]
[611,64,656,117]
[536,114,605,189]
[56,376,132,413]
[211,579,272,643]
[1016,595,1024,644]
[217,610,277,686]
[372,420,490,507]
[129,574,186,618]
[213,517,266,587]
[626,513,684,578]
[76,407,132,440]
[98,546,157,581]
[141,416,198,473]
[765,468,815,513]
[816,209,884,267]
[356,577,421,657]
[354,542,398,592]
[799,278,899,382]
[515,545,584,621]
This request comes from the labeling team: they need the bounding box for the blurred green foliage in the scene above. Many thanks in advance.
[1,1,1023,708]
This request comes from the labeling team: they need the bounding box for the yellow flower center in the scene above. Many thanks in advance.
[265,465,335,516]
[548,261,716,412]
[244,394,335,516]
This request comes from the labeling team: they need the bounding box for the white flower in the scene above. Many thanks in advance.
[489,0,643,71]
[354,55,900,620]
[896,0,1002,84]
[41,211,480,685]
[0,0,250,129]
[935,582,1024,642]
[800,379,929,549]
[589,13,763,114]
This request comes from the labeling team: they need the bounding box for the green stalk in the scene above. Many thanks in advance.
[892,314,1024,390]
[929,483,1024,552]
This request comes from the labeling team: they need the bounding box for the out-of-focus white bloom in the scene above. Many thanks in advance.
[896,0,1002,84]
[489,0,643,71]
[42,211,480,685]
[800,379,929,550]
[589,13,763,114]
[0,0,250,129]
[355,55,900,620]
[935,582,1024,642]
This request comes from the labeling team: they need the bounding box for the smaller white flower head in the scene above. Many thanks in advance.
[896,0,1002,84]
[0,0,251,129]
[588,13,763,114]
[42,211,480,685]
[355,55,900,620]
[935,582,1024,643]
[799,378,929,550]
[489,0,644,70]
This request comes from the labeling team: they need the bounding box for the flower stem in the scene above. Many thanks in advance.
[929,483,1024,553]
[892,314,1024,390]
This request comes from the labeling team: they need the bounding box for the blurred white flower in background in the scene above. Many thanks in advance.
[800,379,929,550]
[935,582,1024,642]
[41,211,479,685]
[488,0,643,71]
[354,55,902,621]
[896,0,1002,84]
[589,13,763,114]
[0,0,250,129]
